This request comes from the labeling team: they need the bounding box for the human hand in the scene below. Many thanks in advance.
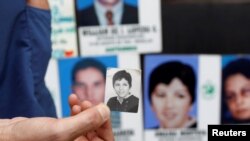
[69,94,114,141]
[26,0,50,10]
[0,103,113,141]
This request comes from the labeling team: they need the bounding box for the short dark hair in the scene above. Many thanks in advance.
[71,58,106,83]
[222,58,250,102]
[149,61,196,104]
[112,70,132,88]
[223,58,250,85]
[221,58,250,123]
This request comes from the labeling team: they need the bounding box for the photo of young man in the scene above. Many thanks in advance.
[58,56,117,116]
[71,58,106,105]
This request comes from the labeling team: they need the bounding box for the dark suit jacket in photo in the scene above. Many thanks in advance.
[77,3,138,26]
[107,95,139,113]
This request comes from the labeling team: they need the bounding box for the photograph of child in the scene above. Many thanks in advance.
[105,68,141,113]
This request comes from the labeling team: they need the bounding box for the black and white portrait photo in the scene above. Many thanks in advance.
[105,68,141,113]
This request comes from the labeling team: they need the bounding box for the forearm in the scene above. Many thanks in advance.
[0,119,12,141]
[0,118,29,141]
[26,0,50,10]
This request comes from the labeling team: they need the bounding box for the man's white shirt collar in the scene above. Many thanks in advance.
[94,0,124,26]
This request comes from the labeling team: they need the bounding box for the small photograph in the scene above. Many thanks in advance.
[105,68,141,113]
[58,56,118,116]
[221,56,250,124]
[75,0,139,27]
[144,55,198,129]
[76,0,161,56]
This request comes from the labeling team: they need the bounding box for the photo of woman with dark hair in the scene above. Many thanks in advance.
[106,69,139,113]
[222,57,250,124]
[148,61,197,129]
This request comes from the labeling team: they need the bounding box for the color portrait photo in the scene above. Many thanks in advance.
[58,56,118,116]
[221,55,250,124]
[75,0,139,27]
[75,0,162,56]
[57,55,144,141]
[144,55,198,130]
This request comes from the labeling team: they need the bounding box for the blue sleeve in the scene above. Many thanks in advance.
[0,3,57,118]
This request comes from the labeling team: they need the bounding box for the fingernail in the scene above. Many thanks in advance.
[97,104,110,121]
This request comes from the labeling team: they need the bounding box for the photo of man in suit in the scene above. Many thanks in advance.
[76,0,139,26]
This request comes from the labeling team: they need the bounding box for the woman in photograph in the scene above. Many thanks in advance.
[107,70,139,113]
[222,58,250,124]
[149,61,197,129]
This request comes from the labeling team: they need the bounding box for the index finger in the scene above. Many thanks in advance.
[68,94,80,109]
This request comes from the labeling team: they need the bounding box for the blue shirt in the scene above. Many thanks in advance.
[0,0,57,118]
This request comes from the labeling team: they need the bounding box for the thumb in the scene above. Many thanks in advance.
[58,103,110,140]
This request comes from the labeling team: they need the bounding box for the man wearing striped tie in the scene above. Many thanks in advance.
[77,0,139,27]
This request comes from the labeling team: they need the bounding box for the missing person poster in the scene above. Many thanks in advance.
[75,0,162,55]
[143,55,222,141]
[49,0,78,58]
[104,68,143,141]
[58,54,143,141]
[221,55,250,125]
[104,68,141,113]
